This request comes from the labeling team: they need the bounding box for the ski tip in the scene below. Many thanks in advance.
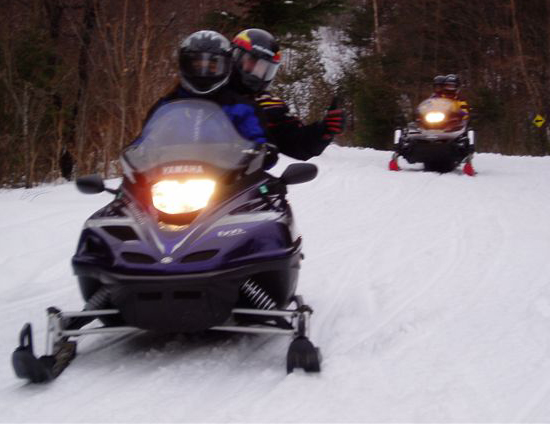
[12,347,53,383]
[463,162,476,176]
[287,337,321,374]
[389,159,400,171]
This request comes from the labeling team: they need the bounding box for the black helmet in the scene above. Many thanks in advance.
[443,74,461,96]
[433,75,446,92]
[178,30,232,95]
[231,28,281,93]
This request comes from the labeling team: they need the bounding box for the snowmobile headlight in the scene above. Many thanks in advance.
[425,112,446,124]
[152,179,216,214]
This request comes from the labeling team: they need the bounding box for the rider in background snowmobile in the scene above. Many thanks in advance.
[135,30,266,146]
[229,28,345,161]
[429,75,446,98]
[430,74,470,122]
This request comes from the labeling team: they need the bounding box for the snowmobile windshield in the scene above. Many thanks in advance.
[417,98,460,119]
[417,97,464,129]
[122,99,257,173]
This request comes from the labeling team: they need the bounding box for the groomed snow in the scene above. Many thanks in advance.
[1,145,550,422]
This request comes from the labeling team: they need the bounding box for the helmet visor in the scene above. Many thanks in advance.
[239,52,280,83]
[443,82,458,91]
[180,52,230,78]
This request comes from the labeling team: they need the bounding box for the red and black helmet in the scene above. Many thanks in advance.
[231,28,281,93]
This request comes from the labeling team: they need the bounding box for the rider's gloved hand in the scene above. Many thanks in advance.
[322,98,345,140]
[262,143,279,170]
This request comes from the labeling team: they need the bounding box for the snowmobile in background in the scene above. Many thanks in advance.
[12,99,322,383]
[388,97,476,175]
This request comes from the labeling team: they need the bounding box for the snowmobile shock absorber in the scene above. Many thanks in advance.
[64,286,112,330]
[240,279,276,310]
[85,286,111,311]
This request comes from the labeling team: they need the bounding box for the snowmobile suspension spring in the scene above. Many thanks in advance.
[241,279,276,310]
[65,286,113,331]
[85,286,111,311]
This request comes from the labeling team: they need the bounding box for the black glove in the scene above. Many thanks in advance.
[322,97,345,138]
[262,143,279,170]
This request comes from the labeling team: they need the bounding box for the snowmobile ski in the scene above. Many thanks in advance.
[12,309,77,383]
[12,300,321,383]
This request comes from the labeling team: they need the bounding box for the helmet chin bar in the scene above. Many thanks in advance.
[240,71,266,93]
[180,73,230,95]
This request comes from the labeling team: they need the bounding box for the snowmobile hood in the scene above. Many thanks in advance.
[72,173,300,276]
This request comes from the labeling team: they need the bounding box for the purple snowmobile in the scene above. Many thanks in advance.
[12,99,321,383]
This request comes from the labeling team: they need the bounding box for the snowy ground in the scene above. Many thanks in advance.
[1,145,550,423]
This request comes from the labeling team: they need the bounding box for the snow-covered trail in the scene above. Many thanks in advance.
[1,146,550,422]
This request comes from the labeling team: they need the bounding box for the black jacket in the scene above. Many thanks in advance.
[255,91,330,161]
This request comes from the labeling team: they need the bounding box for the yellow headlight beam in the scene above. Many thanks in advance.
[152,179,216,214]
[425,112,445,124]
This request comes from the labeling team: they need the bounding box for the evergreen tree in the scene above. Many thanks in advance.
[206,0,345,39]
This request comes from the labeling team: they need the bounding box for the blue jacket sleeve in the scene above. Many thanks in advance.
[222,103,267,145]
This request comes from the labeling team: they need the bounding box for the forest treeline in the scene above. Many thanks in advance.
[1,0,549,187]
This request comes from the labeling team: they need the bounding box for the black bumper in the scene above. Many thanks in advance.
[400,140,469,165]
[73,253,301,332]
